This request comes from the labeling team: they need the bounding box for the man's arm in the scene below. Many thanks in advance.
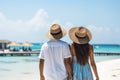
[64,58,72,80]
[39,59,45,80]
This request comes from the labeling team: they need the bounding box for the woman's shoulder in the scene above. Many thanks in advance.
[69,43,74,50]
[89,44,93,49]
[69,43,76,56]
[89,44,94,55]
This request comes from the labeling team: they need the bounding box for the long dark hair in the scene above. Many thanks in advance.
[73,42,90,65]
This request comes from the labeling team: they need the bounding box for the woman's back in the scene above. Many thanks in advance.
[72,56,93,80]
[69,44,94,80]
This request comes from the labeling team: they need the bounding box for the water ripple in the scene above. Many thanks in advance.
[23,59,39,62]
[0,61,18,64]
[0,68,11,71]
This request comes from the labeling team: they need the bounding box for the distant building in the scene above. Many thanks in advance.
[0,40,11,49]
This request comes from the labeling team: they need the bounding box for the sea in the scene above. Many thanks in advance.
[0,43,120,80]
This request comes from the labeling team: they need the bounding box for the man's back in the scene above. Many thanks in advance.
[39,40,71,80]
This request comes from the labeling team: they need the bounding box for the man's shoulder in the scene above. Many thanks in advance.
[59,40,69,46]
[43,40,69,46]
[41,42,49,47]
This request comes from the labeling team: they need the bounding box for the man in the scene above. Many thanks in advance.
[39,24,72,80]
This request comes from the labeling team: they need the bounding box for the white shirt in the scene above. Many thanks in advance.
[39,40,71,80]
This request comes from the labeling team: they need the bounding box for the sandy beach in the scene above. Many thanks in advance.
[96,59,120,80]
[0,58,120,80]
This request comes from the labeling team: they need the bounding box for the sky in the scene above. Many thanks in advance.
[0,0,120,44]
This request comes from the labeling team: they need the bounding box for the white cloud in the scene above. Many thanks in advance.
[50,22,120,44]
[0,12,6,22]
[61,22,74,43]
[87,25,120,44]
[0,10,120,44]
[65,22,74,29]
[0,9,49,42]
[51,19,61,24]
[27,9,48,28]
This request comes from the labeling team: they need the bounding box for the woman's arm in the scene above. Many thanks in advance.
[89,45,99,80]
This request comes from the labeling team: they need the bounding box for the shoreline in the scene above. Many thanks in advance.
[0,57,120,80]
[96,58,120,80]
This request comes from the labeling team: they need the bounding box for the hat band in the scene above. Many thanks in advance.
[75,34,87,39]
[51,31,62,35]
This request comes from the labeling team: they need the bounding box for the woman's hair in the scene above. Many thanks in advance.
[73,42,90,65]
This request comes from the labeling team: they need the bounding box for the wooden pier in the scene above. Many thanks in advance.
[0,50,40,56]
[0,50,120,56]
[94,52,120,56]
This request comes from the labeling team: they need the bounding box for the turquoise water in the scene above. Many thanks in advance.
[0,43,120,80]
[0,55,120,79]
[32,43,120,53]
[93,44,120,53]
[0,56,39,80]
[3,43,120,62]
[31,43,43,50]
[9,43,120,61]
[9,43,120,53]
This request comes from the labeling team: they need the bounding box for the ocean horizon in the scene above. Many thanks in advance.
[31,43,120,53]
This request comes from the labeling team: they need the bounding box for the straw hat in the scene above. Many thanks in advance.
[69,26,92,44]
[46,24,66,40]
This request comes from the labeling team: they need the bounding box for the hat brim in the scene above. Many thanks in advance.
[69,27,92,44]
[46,27,66,40]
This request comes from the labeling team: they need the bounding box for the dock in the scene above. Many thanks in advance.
[94,52,120,56]
[0,50,40,56]
[0,50,120,56]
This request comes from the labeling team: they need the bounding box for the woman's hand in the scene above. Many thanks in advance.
[96,76,99,80]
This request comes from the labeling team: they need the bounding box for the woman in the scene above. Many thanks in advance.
[69,26,99,80]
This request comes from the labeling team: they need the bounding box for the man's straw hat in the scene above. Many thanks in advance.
[46,24,66,40]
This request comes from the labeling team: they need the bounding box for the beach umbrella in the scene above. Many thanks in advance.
[7,41,21,47]
[7,41,21,51]
[22,41,32,47]
[21,41,32,51]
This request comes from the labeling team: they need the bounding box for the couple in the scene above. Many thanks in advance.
[39,24,99,80]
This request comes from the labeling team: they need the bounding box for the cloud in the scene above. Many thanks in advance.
[0,12,6,22]
[27,9,48,29]
[0,10,119,44]
[65,22,74,29]
[60,22,120,44]
[87,25,120,44]
[0,9,49,42]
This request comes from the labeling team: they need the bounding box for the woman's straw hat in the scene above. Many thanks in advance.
[69,26,92,44]
[46,24,66,40]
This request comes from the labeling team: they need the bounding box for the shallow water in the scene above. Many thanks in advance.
[0,55,120,77]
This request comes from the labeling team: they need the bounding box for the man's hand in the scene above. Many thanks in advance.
[40,75,45,80]
[68,75,72,80]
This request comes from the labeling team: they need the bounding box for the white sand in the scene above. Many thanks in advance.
[96,59,120,80]
[1,59,120,80]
